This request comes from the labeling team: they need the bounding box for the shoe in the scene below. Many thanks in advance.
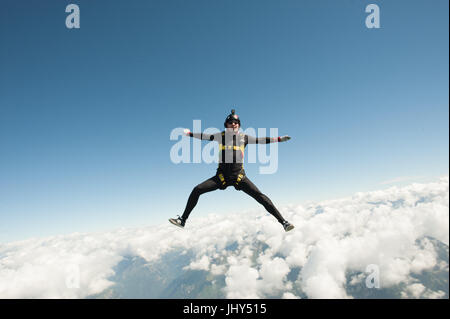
[282,221,294,232]
[169,215,185,228]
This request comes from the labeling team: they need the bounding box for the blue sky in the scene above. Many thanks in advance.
[0,0,448,243]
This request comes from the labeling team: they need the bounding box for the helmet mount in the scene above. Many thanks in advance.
[224,109,241,127]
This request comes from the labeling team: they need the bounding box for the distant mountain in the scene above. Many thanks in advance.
[88,250,226,299]
[345,237,448,299]
[89,236,448,299]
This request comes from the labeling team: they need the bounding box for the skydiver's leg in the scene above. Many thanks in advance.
[181,176,221,221]
[238,177,286,224]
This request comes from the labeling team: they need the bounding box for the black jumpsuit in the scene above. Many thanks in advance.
[181,130,286,224]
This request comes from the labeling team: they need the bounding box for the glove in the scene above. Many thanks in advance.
[183,128,191,136]
[279,135,291,142]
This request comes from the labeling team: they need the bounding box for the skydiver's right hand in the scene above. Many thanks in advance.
[279,135,291,142]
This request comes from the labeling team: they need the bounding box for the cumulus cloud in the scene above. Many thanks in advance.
[184,255,210,271]
[282,292,300,299]
[0,176,448,298]
[401,283,446,299]
[224,262,260,298]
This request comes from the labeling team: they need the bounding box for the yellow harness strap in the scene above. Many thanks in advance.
[218,173,226,186]
[235,173,244,186]
[219,144,245,152]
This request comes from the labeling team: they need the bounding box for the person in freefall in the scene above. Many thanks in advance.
[169,109,294,232]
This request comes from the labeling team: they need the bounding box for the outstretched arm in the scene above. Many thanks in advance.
[184,129,221,141]
[245,134,291,144]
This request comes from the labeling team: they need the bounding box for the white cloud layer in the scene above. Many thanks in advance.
[0,176,448,298]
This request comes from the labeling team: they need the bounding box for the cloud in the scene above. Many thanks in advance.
[184,255,210,271]
[282,292,300,299]
[0,176,448,298]
[379,176,426,185]
[224,262,260,299]
[401,283,446,299]
[258,256,291,296]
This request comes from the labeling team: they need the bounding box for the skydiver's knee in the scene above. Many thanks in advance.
[260,194,273,205]
[192,185,202,195]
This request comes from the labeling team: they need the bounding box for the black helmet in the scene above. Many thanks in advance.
[224,109,241,127]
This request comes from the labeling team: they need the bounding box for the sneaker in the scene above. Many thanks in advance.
[282,221,294,232]
[169,216,185,228]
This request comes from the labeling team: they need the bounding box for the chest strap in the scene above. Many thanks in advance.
[219,144,245,152]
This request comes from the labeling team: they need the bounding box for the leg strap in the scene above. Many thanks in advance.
[235,173,245,186]
[218,173,227,186]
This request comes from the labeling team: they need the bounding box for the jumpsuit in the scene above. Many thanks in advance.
[181,130,286,224]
